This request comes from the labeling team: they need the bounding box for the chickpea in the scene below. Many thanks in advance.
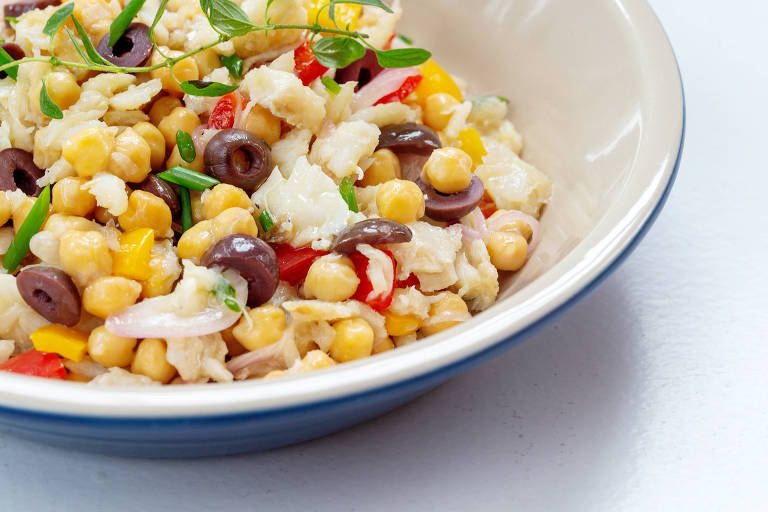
[148,95,183,125]
[88,326,137,368]
[383,312,422,337]
[421,147,473,194]
[82,276,143,318]
[424,93,460,132]
[0,192,12,226]
[131,338,176,383]
[93,206,115,226]
[359,149,401,187]
[62,127,115,178]
[51,177,96,217]
[194,49,222,78]
[330,318,375,363]
[12,197,38,233]
[58,230,113,287]
[118,190,173,238]
[210,207,259,240]
[376,179,425,224]
[177,219,216,260]
[485,231,528,271]
[488,210,533,241]
[43,214,99,237]
[242,104,282,145]
[373,337,396,354]
[141,248,182,298]
[132,122,167,171]
[303,255,360,302]
[45,71,81,110]
[150,51,199,96]
[157,107,200,149]
[421,292,469,336]
[296,350,335,372]
[166,144,205,173]
[108,127,152,183]
[202,184,252,220]
[232,305,287,352]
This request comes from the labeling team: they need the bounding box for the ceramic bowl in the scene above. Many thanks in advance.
[0,0,684,457]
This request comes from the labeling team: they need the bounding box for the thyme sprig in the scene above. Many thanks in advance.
[0,0,430,100]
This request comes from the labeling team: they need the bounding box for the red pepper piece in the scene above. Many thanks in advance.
[375,75,423,105]
[272,244,329,286]
[294,40,329,86]
[478,192,497,218]
[207,92,240,130]
[396,273,420,289]
[350,249,396,311]
[0,350,67,380]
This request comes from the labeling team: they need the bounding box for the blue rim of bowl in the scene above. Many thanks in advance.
[0,5,686,432]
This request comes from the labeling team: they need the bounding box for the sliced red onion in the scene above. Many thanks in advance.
[486,210,542,253]
[105,272,248,339]
[192,126,221,156]
[226,342,284,375]
[460,207,488,241]
[397,153,429,182]
[352,67,421,111]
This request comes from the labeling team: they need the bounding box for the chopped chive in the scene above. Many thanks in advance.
[321,76,341,95]
[0,46,19,81]
[339,176,358,213]
[39,79,63,119]
[179,186,193,233]
[2,185,51,273]
[176,129,196,163]
[258,209,274,232]
[224,298,241,312]
[108,0,146,47]
[212,277,241,313]
[156,166,219,191]
[4,17,18,25]
[496,95,510,104]
[220,54,244,79]
[397,34,413,45]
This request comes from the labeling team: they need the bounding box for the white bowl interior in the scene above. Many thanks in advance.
[0,0,683,416]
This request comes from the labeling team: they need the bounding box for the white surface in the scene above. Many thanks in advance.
[0,0,765,510]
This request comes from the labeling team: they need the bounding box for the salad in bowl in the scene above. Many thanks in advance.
[0,0,551,386]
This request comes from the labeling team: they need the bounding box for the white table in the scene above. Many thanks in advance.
[2,1,766,510]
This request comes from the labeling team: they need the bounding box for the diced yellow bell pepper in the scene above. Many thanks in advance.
[412,60,463,108]
[31,325,89,362]
[112,228,155,281]
[306,0,363,32]
[458,127,488,169]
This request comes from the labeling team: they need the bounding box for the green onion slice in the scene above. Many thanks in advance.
[179,186,193,233]
[157,166,219,191]
[339,176,358,213]
[2,185,51,273]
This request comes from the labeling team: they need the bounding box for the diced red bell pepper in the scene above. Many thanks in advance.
[479,192,497,218]
[396,273,420,289]
[349,249,396,311]
[272,244,329,286]
[207,92,241,130]
[375,75,423,105]
[294,40,329,86]
[0,350,67,380]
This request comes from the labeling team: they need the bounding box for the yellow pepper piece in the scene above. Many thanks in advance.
[306,0,363,32]
[458,127,488,168]
[112,228,155,281]
[412,60,463,107]
[31,325,88,362]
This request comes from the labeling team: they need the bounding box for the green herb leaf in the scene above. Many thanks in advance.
[321,76,341,94]
[109,0,146,47]
[179,186,193,233]
[2,185,50,273]
[157,166,220,191]
[176,130,197,163]
[180,80,239,97]
[39,78,63,119]
[0,47,19,81]
[5,17,18,25]
[42,3,74,37]
[200,0,256,37]
[220,54,243,79]
[258,209,274,232]
[375,47,431,68]
[339,176,358,213]
[212,277,241,313]
[71,15,113,66]
[470,94,510,105]
[312,37,366,69]
[397,34,413,45]
[329,1,393,16]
